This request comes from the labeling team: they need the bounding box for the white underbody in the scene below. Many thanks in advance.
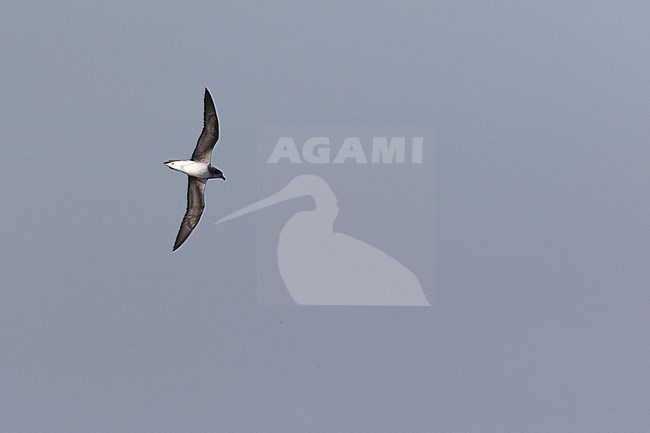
[165,160,212,178]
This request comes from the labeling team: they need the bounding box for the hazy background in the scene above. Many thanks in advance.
[1,1,648,432]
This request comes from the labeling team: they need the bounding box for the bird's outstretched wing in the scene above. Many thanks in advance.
[190,88,219,164]
[173,177,207,251]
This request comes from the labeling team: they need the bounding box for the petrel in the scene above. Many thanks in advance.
[164,88,225,251]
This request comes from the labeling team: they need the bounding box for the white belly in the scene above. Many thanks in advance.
[166,160,211,178]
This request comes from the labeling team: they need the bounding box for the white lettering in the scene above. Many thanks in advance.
[371,137,405,163]
[303,137,330,164]
[332,137,367,164]
[267,137,301,163]
[411,137,423,163]
[267,136,425,164]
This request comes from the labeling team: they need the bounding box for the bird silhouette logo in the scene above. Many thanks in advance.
[217,175,430,306]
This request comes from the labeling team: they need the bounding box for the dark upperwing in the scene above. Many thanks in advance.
[190,88,219,164]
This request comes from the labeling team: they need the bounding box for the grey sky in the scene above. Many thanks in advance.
[1,1,649,432]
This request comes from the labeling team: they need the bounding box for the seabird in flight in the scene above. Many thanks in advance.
[164,88,225,251]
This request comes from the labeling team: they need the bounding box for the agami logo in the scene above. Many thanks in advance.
[219,127,434,306]
[267,136,424,164]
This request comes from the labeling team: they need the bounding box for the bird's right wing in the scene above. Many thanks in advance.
[173,177,207,251]
[190,88,219,164]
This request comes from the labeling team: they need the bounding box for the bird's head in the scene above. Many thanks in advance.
[209,165,226,180]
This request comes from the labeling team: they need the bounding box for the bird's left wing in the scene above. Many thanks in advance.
[173,177,207,251]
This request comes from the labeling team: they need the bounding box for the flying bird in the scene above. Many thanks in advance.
[164,88,225,251]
